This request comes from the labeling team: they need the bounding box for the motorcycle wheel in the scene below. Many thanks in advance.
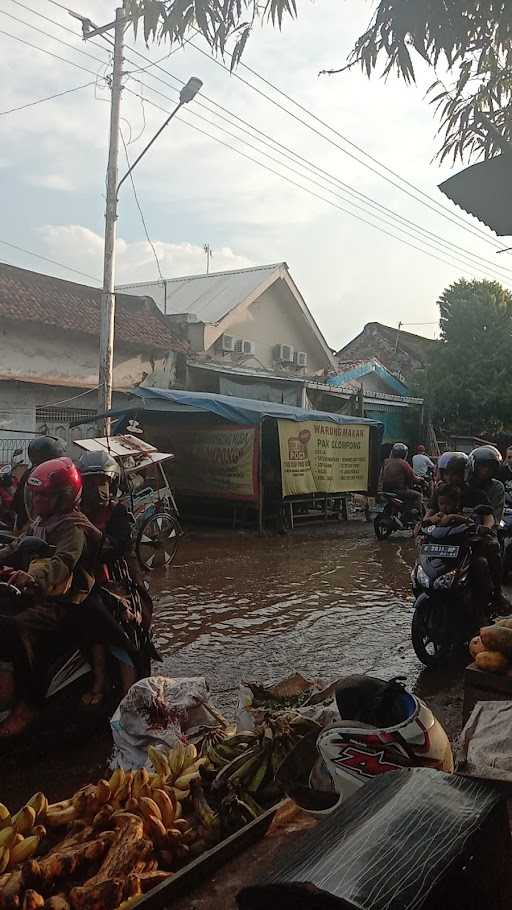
[411,599,449,668]
[374,514,392,540]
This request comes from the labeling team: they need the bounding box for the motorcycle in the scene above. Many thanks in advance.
[0,536,153,748]
[498,499,512,583]
[374,487,425,540]
[411,523,491,668]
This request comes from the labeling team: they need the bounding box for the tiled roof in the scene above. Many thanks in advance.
[0,262,188,352]
[336,322,437,377]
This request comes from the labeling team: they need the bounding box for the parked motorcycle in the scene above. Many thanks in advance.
[411,523,491,668]
[374,488,425,540]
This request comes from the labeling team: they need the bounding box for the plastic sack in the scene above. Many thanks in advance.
[237,672,341,732]
[456,700,512,781]
[110,675,219,769]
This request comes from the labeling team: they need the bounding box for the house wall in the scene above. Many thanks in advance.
[0,321,174,390]
[205,282,328,374]
[0,381,129,461]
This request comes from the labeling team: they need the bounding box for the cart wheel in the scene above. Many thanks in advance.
[136,512,179,570]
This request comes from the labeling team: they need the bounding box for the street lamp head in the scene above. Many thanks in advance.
[180,77,203,105]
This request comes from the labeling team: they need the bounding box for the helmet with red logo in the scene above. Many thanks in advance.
[25,456,82,520]
[276,675,453,817]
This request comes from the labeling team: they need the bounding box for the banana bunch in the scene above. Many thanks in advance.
[207,716,321,807]
[147,742,205,802]
[0,792,48,874]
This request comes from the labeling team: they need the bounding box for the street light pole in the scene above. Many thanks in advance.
[98,7,124,431]
[83,9,202,432]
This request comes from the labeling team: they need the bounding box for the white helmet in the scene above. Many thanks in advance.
[277,676,453,816]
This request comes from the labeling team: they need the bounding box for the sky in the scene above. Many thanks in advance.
[1,0,511,351]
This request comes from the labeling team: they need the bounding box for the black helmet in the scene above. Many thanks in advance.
[437,451,468,478]
[391,442,408,459]
[28,436,66,467]
[78,450,120,494]
[468,445,502,481]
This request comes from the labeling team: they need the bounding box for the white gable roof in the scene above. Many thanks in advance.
[121,263,283,324]
[119,262,336,369]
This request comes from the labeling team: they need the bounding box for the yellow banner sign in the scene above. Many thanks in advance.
[278,420,370,496]
[171,425,258,501]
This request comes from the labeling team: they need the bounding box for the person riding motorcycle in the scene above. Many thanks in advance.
[381,443,423,515]
[466,446,510,613]
[500,445,512,502]
[0,457,101,737]
[78,450,154,706]
[11,436,66,534]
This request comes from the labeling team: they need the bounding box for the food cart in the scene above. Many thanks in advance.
[75,434,181,569]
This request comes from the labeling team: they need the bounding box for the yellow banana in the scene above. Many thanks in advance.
[12,806,36,836]
[151,789,175,829]
[47,798,72,812]
[173,770,200,791]
[167,742,186,779]
[171,819,191,833]
[22,889,45,910]
[168,787,189,802]
[0,804,11,830]
[182,743,198,768]
[108,767,126,795]
[0,828,15,849]
[131,768,150,799]
[0,847,10,873]
[115,895,143,910]
[148,746,170,779]
[45,806,76,828]
[143,814,166,845]
[32,825,46,841]
[137,797,162,823]
[10,834,39,866]
[13,835,23,847]
[173,801,182,821]
[95,780,111,805]
[26,793,48,821]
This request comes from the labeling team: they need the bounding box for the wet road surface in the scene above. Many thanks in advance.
[1,524,464,809]
[154,527,421,710]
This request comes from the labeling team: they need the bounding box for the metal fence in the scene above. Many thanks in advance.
[0,437,33,466]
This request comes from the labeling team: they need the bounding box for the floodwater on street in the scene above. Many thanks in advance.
[1,524,464,809]
[153,527,422,712]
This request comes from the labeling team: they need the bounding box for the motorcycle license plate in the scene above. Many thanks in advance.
[423,544,460,558]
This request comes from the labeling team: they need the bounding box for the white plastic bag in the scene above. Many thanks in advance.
[110,675,218,769]
[456,700,512,781]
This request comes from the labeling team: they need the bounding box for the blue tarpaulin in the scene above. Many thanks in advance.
[126,387,383,429]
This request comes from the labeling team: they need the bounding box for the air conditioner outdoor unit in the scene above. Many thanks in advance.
[274,343,294,363]
[242,340,256,355]
[295,351,308,368]
[221,334,235,352]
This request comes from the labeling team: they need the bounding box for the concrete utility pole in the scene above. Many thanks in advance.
[99,8,124,431]
[83,8,203,432]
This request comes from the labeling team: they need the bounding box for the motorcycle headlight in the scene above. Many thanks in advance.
[416,565,430,588]
[433,569,457,590]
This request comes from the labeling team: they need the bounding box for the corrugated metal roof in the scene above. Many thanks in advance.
[121,263,284,324]
[439,154,512,236]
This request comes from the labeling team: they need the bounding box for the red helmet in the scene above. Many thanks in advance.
[25,456,82,520]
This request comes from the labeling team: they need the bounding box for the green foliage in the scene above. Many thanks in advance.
[427,279,512,434]
[349,1,512,162]
[122,0,297,70]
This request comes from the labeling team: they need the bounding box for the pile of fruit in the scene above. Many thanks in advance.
[0,715,318,910]
[469,618,512,673]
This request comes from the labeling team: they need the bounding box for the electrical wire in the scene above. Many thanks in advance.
[0,240,100,283]
[122,66,512,282]
[0,79,94,115]
[0,8,108,67]
[188,40,508,252]
[5,12,512,284]
[120,131,164,282]
[0,27,99,77]
[124,86,506,283]
[16,1,512,279]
